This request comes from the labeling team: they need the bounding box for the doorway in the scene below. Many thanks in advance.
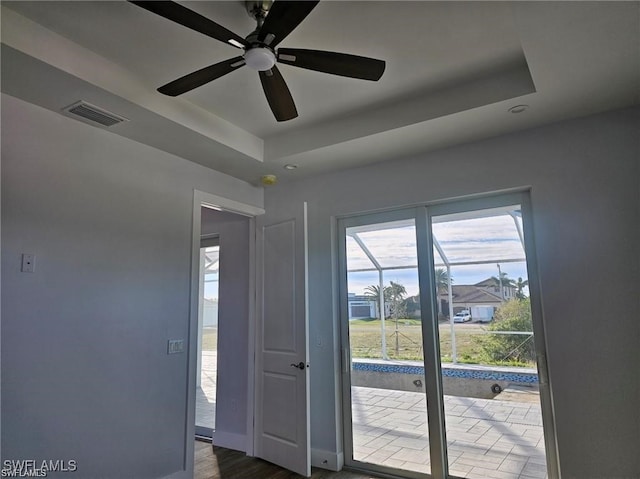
[339,192,558,479]
[188,192,263,460]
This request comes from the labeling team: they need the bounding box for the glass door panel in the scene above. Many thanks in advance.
[196,243,219,437]
[430,204,549,479]
[344,217,431,476]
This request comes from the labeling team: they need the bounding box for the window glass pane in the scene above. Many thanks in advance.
[346,219,430,476]
[197,245,219,433]
[432,207,525,266]
[431,205,548,479]
[349,220,417,269]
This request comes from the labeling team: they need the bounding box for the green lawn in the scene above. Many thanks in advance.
[201,319,532,366]
[202,328,218,351]
[203,320,488,361]
[348,319,489,364]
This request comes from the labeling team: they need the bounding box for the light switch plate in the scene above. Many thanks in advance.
[167,339,184,354]
[21,254,36,273]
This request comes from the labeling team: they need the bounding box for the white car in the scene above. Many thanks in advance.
[453,311,472,323]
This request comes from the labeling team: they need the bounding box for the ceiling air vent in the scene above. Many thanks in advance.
[62,101,129,127]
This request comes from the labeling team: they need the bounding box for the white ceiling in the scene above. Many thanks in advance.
[2,1,639,185]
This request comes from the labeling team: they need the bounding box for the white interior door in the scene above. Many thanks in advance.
[255,203,310,476]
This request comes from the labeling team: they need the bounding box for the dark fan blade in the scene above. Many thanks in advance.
[258,1,319,47]
[259,66,298,121]
[158,57,245,96]
[278,48,385,81]
[129,1,249,49]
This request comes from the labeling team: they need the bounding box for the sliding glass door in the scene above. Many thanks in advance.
[339,192,558,479]
[341,210,431,476]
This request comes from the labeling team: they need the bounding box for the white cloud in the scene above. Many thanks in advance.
[345,211,529,296]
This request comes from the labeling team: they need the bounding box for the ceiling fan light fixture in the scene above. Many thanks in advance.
[244,48,276,71]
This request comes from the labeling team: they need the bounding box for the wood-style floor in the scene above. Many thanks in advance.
[194,440,383,479]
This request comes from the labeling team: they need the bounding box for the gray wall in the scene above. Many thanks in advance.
[1,94,262,479]
[200,209,250,447]
[264,107,640,478]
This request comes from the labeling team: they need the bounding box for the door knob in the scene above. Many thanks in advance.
[290,361,306,370]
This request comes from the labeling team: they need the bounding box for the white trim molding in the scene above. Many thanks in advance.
[311,448,344,472]
[197,191,265,217]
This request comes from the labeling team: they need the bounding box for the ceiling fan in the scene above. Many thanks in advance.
[129,0,386,121]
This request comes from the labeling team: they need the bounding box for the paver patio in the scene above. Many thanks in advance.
[351,386,547,479]
[196,350,217,431]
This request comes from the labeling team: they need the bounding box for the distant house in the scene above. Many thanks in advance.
[439,277,513,315]
[347,293,377,319]
[474,277,517,301]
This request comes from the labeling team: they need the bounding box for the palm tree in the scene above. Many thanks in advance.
[364,284,389,319]
[387,281,408,356]
[387,281,407,319]
[515,277,529,300]
[492,271,515,287]
[434,268,451,294]
[387,281,407,303]
[491,271,516,300]
[434,268,452,315]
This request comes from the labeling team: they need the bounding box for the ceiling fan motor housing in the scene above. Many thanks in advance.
[245,0,273,23]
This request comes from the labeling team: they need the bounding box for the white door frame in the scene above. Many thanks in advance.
[186,190,265,468]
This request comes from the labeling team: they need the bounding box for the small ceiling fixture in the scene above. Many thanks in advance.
[508,104,529,114]
[283,164,298,170]
[261,174,278,185]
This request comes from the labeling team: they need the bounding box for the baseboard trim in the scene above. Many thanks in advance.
[212,430,246,453]
[311,448,344,471]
